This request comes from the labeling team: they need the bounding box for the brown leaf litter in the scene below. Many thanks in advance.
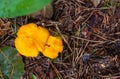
[1,0,120,79]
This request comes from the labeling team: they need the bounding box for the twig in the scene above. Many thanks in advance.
[0,35,10,46]
[49,61,63,79]
[72,36,104,43]
[54,24,73,53]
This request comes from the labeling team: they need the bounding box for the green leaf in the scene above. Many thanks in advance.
[0,46,24,79]
[54,77,59,79]
[0,0,51,18]
[31,74,37,79]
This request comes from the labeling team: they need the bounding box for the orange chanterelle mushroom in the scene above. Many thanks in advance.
[15,23,63,59]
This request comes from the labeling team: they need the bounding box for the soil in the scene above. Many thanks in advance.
[0,0,120,79]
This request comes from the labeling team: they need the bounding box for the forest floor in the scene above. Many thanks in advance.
[1,0,120,79]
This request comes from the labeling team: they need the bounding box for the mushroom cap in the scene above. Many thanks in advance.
[42,36,63,59]
[15,23,50,57]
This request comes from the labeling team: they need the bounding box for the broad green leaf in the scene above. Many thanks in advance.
[0,46,24,79]
[0,0,51,18]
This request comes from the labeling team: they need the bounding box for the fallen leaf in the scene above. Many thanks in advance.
[91,0,101,7]
[30,3,53,19]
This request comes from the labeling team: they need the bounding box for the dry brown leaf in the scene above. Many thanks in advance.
[0,21,11,36]
[91,0,101,7]
[30,3,53,19]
